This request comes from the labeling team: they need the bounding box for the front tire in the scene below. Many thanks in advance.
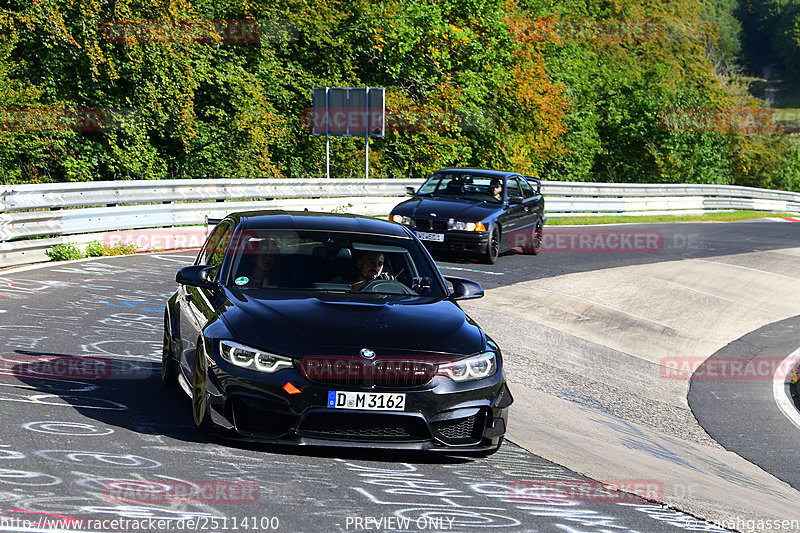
[191,345,216,433]
[482,226,500,264]
[161,314,178,389]
[529,219,543,255]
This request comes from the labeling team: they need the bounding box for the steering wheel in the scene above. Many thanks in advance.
[358,279,416,295]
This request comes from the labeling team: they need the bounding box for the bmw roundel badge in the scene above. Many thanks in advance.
[360,348,376,359]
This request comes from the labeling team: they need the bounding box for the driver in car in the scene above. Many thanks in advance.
[352,251,393,290]
[490,178,503,201]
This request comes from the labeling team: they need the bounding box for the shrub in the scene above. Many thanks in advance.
[85,240,106,257]
[107,242,137,256]
[46,243,84,261]
[82,240,138,257]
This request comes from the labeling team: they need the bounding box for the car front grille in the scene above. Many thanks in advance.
[432,411,486,445]
[297,412,431,441]
[300,358,437,389]
[415,219,447,231]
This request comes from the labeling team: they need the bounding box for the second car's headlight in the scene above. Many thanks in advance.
[439,352,497,382]
[219,340,293,373]
[391,214,413,225]
[448,220,487,231]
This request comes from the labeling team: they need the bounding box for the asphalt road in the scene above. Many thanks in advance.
[688,314,800,489]
[453,220,800,500]
[0,219,797,532]
[437,219,800,288]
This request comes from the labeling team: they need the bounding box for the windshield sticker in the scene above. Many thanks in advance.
[234,276,249,286]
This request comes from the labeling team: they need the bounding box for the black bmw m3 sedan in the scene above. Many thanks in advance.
[162,210,512,455]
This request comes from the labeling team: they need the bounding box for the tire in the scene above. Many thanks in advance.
[482,225,500,264]
[191,345,216,433]
[529,219,543,255]
[161,315,178,389]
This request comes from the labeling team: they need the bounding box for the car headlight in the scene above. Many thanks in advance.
[448,220,487,232]
[439,352,496,382]
[391,214,413,225]
[219,340,293,373]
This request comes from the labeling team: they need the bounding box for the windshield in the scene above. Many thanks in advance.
[417,172,504,203]
[223,229,445,299]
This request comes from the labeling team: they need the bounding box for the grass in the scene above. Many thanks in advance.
[547,211,798,226]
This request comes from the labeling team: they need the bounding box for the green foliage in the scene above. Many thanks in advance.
[0,0,797,191]
[704,0,742,71]
[85,240,137,256]
[85,240,106,257]
[106,242,137,255]
[46,242,84,261]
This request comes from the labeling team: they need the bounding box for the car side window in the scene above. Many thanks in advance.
[197,222,233,282]
[197,226,222,266]
[519,178,536,199]
[419,174,449,195]
[506,178,523,199]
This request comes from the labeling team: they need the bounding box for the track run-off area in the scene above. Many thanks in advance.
[0,219,799,532]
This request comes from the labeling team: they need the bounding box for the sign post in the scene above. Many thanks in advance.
[312,87,385,178]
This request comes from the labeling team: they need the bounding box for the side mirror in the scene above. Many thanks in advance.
[176,265,219,290]
[406,186,416,196]
[445,276,484,301]
[509,196,524,205]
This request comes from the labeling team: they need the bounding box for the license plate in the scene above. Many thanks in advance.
[327,391,406,411]
[416,231,445,242]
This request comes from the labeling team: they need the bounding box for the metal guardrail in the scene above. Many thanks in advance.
[2,178,799,268]
[0,179,425,267]
[541,181,800,201]
[0,179,417,213]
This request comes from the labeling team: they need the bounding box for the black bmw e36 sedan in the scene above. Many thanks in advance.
[162,210,512,455]
[390,168,545,264]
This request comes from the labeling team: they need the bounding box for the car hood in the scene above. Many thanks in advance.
[392,197,499,221]
[219,293,484,357]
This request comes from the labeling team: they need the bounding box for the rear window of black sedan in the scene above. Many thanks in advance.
[222,229,445,298]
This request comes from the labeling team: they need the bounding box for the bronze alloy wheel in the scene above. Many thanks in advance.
[192,344,214,432]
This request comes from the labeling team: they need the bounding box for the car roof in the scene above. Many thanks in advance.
[434,168,521,179]
[226,210,412,238]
